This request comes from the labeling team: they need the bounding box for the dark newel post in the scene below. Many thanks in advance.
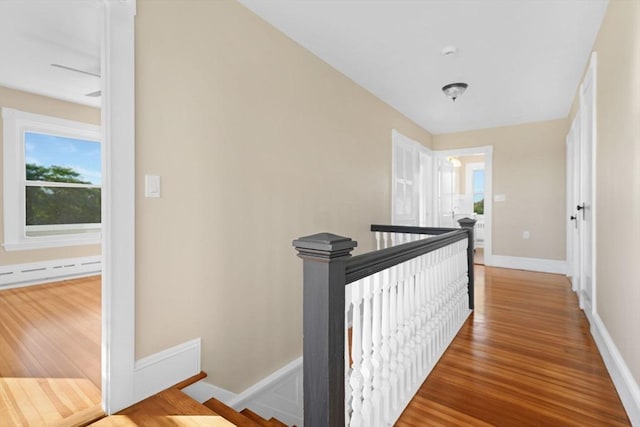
[292,233,357,427]
[457,217,476,310]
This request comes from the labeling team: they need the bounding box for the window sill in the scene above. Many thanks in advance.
[3,234,101,251]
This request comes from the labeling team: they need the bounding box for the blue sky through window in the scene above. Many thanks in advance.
[25,132,101,185]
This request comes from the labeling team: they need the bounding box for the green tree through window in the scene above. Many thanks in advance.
[26,163,101,227]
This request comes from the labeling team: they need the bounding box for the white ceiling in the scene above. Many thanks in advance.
[0,1,608,129]
[0,1,101,108]
[237,0,608,134]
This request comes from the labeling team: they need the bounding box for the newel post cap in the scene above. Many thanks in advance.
[292,232,357,260]
[457,217,477,228]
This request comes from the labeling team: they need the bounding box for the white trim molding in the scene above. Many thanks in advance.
[488,255,566,274]
[0,256,101,289]
[133,338,202,403]
[183,357,303,427]
[590,314,640,425]
[101,0,137,415]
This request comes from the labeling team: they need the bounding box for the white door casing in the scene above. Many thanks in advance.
[101,0,136,414]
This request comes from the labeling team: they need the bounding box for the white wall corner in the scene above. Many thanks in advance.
[133,338,201,402]
[590,314,640,425]
[486,254,566,275]
[183,357,303,427]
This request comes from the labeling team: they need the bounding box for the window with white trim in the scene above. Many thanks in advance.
[2,108,102,251]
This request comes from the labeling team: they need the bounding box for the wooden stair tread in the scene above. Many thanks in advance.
[91,388,234,426]
[265,417,288,427]
[240,408,272,426]
[204,397,262,426]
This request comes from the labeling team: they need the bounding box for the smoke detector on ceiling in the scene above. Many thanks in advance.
[441,45,458,57]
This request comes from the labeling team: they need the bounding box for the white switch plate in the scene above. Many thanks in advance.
[145,174,161,198]
[523,231,530,240]
[494,194,506,202]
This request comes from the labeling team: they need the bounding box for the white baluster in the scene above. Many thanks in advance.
[388,265,399,412]
[402,261,413,395]
[380,268,392,423]
[345,298,352,426]
[395,263,406,403]
[375,231,382,250]
[348,280,363,427]
[360,276,373,426]
[370,272,383,425]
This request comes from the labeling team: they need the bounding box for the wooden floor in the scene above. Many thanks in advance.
[0,276,102,426]
[395,266,630,426]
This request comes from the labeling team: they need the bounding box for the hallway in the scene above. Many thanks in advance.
[395,266,629,426]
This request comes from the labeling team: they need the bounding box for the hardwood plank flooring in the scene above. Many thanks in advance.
[395,266,630,426]
[0,276,102,426]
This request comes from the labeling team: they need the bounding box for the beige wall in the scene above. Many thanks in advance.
[0,86,101,266]
[433,119,567,260]
[574,0,640,387]
[135,0,432,392]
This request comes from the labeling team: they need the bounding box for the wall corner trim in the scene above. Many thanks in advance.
[133,338,201,402]
[590,314,640,425]
[486,254,566,274]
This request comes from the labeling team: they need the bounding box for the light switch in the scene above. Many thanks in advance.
[494,194,506,202]
[145,174,161,198]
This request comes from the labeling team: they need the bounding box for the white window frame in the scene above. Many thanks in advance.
[2,107,102,251]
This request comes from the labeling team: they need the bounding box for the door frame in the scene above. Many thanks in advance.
[434,146,493,265]
[101,0,136,414]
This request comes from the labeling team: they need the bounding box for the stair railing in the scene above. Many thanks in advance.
[293,224,474,427]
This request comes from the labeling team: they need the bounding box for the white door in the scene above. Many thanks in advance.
[576,53,597,317]
[438,157,455,227]
[566,115,581,293]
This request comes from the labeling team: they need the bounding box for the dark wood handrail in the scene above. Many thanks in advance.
[346,229,467,284]
[370,224,458,235]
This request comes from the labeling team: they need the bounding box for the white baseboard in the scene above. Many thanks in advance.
[183,380,236,404]
[133,338,201,402]
[0,256,102,289]
[486,254,566,274]
[183,357,303,427]
[590,313,640,425]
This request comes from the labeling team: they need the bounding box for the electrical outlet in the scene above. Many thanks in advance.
[523,231,530,240]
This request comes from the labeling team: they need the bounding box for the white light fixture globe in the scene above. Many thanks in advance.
[442,82,468,102]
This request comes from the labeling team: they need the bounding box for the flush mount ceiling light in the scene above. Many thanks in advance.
[442,82,468,102]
